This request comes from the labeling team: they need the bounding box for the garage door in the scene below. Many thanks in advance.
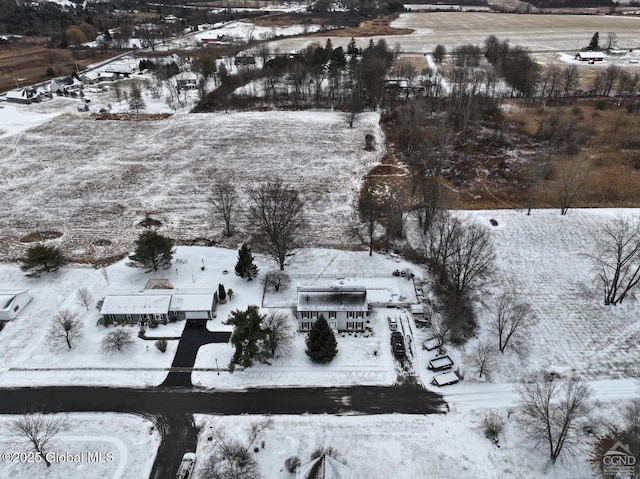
[185,311,209,320]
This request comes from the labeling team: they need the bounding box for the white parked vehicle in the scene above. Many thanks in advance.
[176,452,196,479]
[388,316,398,331]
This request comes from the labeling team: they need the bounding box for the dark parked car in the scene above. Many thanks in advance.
[391,331,406,358]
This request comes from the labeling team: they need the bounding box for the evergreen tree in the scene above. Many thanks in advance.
[218,283,227,303]
[305,315,338,364]
[226,305,269,371]
[128,230,174,272]
[21,244,66,277]
[588,32,600,51]
[235,243,259,281]
[347,37,359,56]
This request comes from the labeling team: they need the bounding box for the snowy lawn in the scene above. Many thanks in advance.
[406,209,640,389]
[0,110,383,260]
[192,413,598,479]
[0,246,419,388]
[0,413,159,479]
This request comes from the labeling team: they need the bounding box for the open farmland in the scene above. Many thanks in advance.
[271,12,640,56]
[0,111,383,261]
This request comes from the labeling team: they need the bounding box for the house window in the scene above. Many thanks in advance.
[301,321,313,331]
[329,311,336,319]
[347,311,354,319]
[347,321,355,330]
[356,321,364,330]
[301,311,310,319]
[125,314,133,321]
[356,311,364,319]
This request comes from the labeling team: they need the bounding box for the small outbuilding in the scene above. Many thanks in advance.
[575,51,604,62]
[6,88,39,104]
[0,290,32,320]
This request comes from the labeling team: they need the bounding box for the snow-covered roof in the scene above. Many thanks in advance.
[81,71,100,81]
[296,454,354,479]
[169,292,214,312]
[297,286,367,312]
[6,89,29,99]
[0,290,28,310]
[100,293,171,315]
[576,51,604,58]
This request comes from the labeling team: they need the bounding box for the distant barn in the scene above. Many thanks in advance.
[575,51,604,62]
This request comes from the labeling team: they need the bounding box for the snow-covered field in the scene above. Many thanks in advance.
[269,12,640,61]
[0,110,382,260]
[193,20,325,44]
[0,413,159,479]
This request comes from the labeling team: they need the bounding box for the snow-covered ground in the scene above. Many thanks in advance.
[0,413,159,479]
[192,413,599,479]
[193,20,325,44]
[268,12,640,62]
[0,246,418,388]
[0,110,382,260]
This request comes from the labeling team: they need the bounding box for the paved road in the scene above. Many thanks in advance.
[0,385,445,416]
[0,384,445,477]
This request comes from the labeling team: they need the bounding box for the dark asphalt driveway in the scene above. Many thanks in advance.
[160,320,231,388]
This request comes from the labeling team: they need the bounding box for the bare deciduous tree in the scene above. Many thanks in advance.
[211,179,238,237]
[590,215,640,305]
[446,221,496,298]
[262,311,294,358]
[516,372,592,464]
[48,310,84,350]
[491,290,535,354]
[557,157,590,216]
[75,287,93,311]
[471,340,495,379]
[431,312,450,354]
[10,414,67,467]
[102,329,133,353]
[356,184,383,256]
[249,178,305,270]
[264,270,290,293]
[425,212,463,285]
[200,419,272,479]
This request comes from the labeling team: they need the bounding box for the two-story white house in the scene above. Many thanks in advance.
[296,285,369,332]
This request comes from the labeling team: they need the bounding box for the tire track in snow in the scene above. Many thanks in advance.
[57,435,128,479]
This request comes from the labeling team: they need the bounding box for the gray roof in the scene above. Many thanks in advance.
[297,286,367,312]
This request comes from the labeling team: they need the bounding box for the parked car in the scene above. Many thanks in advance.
[388,316,398,331]
[176,452,196,479]
[390,331,406,358]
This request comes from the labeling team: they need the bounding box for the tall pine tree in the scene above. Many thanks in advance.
[226,305,269,371]
[235,243,259,281]
[305,315,338,364]
[128,230,174,272]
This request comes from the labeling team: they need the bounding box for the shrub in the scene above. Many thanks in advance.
[482,411,504,442]
[155,339,167,353]
[284,456,301,473]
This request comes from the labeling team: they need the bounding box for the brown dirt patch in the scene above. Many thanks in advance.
[312,14,414,37]
[20,231,63,243]
[367,98,640,213]
[138,216,162,228]
[0,38,117,94]
[368,164,406,176]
